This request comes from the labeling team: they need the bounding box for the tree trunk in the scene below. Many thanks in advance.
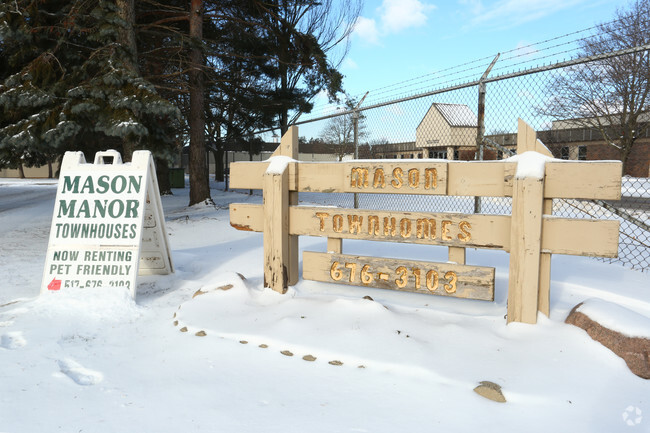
[117,0,138,161]
[278,11,290,136]
[620,138,635,176]
[188,0,211,205]
[213,148,224,182]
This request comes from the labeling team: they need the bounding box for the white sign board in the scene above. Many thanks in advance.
[41,150,173,297]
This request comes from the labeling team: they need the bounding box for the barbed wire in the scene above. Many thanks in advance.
[307,14,650,118]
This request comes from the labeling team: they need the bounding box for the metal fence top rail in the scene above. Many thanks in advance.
[252,42,650,136]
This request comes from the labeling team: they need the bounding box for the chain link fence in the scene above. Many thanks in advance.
[255,46,650,272]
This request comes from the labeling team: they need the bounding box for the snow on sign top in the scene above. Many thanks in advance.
[506,151,556,179]
[266,156,295,175]
[41,150,173,298]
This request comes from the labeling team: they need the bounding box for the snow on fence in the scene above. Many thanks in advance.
[229,121,622,324]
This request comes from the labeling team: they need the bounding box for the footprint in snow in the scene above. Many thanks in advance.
[58,358,103,386]
[1,331,26,349]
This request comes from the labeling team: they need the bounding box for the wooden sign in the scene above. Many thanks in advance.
[230,204,619,256]
[345,162,448,194]
[303,252,494,301]
[228,121,622,324]
[229,159,621,199]
[41,150,173,298]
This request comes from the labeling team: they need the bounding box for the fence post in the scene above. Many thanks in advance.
[474,54,500,214]
[538,200,553,316]
[507,119,553,323]
[264,126,299,291]
[352,93,367,210]
[353,111,359,209]
[263,162,289,293]
[507,175,544,323]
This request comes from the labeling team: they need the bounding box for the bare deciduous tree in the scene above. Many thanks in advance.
[538,0,650,173]
[320,99,367,161]
[257,0,362,134]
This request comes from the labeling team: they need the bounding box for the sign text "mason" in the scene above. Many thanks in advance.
[349,166,439,190]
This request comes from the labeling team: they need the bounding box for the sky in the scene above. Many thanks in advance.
[286,0,638,143]
[311,0,634,113]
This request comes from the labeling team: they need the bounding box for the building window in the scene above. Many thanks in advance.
[418,153,423,159]
[561,146,570,160]
[430,150,447,159]
[454,150,459,160]
[578,146,587,161]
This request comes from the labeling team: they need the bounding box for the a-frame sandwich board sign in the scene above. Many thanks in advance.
[41,150,173,298]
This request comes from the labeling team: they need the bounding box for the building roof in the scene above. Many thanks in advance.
[551,112,650,130]
[434,103,478,127]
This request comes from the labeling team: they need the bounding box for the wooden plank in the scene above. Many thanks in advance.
[288,191,299,286]
[232,161,450,195]
[327,238,342,253]
[538,253,551,316]
[263,168,289,293]
[518,118,537,153]
[229,203,260,232]
[538,199,553,317]
[447,162,513,197]
[230,161,266,190]
[303,251,494,301]
[272,125,299,158]
[230,159,621,200]
[507,177,544,324]
[230,161,298,191]
[541,218,619,257]
[517,118,553,157]
[543,162,622,200]
[290,207,509,249]
[230,203,620,257]
[276,126,300,286]
[503,161,621,199]
[295,162,346,192]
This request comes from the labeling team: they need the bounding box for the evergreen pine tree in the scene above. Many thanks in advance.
[0,0,180,176]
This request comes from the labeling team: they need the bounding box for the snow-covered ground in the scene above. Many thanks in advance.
[1,177,649,433]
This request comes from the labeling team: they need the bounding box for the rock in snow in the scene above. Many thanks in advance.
[566,300,650,379]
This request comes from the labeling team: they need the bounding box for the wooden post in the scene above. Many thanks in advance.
[507,176,544,323]
[327,238,342,254]
[263,164,289,293]
[517,118,553,157]
[516,119,553,318]
[517,118,536,153]
[448,246,466,265]
[507,119,550,324]
[537,199,552,316]
[272,126,300,286]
